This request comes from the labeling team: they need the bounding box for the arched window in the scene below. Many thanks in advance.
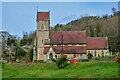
[41,25,44,30]
[55,55,57,59]
[49,53,53,59]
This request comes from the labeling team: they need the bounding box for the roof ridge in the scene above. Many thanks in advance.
[87,37,107,38]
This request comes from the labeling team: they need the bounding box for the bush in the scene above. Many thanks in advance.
[52,55,67,69]
[87,53,93,59]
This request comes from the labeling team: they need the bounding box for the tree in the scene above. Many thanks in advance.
[7,38,16,46]
[90,26,94,37]
[7,38,11,46]
[112,7,117,16]
[54,24,63,31]
[95,24,101,37]
[23,32,28,39]
[54,24,59,31]
[27,38,32,45]
[15,47,27,57]
[29,49,33,62]
[20,38,27,46]
[6,38,17,62]
[102,14,109,19]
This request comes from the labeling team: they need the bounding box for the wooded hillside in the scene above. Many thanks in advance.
[51,9,120,52]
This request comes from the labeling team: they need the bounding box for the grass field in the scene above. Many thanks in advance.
[2,61,119,78]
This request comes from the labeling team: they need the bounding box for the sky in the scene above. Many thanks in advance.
[1,2,118,37]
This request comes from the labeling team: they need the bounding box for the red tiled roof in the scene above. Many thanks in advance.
[37,12,49,21]
[87,37,108,50]
[48,31,87,44]
[44,46,87,54]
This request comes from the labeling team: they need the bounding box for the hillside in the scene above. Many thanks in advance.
[52,14,119,52]
[53,15,118,37]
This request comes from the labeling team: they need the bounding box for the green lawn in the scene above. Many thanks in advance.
[2,61,119,78]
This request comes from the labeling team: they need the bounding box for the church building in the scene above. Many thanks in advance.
[33,11,109,62]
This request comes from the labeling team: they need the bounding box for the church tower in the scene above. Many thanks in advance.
[36,11,50,61]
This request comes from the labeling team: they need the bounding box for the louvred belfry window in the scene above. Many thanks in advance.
[41,25,44,30]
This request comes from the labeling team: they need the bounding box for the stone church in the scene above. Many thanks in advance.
[33,11,109,62]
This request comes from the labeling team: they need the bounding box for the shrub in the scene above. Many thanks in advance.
[29,49,33,62]
[52,55,67,69]
[87,53,93,59]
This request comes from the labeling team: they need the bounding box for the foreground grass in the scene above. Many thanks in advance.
[2,61,119,78]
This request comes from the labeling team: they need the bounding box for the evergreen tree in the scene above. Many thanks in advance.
[95,24,101,37]
[112,7,117,16]
[90,26,94,37]
[29,49,33,62]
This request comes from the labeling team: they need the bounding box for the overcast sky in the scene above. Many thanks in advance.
[2,2,118,37]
